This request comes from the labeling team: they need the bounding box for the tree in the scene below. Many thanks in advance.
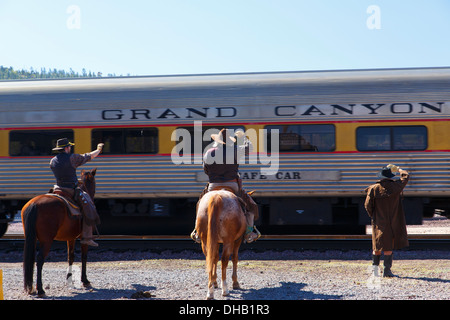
[0,65,104,80]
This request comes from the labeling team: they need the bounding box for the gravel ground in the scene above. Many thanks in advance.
[1,215,449,301]
[1,248,449,300]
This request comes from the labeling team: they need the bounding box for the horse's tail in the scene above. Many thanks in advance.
[206,194,222,276]
[23,203,38,294]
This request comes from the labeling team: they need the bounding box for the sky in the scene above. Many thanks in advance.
[0,0,449,76]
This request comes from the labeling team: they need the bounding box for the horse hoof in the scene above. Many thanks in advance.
[207,288,214,300]
[83,282,92,289]
[37,291,46,298]
[25,288,35,295]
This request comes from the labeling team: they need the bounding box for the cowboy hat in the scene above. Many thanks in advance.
[211,128,236,145]
[52,138,75,151]
[377,164,397,179]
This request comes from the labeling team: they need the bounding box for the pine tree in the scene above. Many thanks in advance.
[0,65,105,80]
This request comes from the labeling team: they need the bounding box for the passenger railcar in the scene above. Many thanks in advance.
[1,67,449,236]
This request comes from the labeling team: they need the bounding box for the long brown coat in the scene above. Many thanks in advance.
[364,172,410,251]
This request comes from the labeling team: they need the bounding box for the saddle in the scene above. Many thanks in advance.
[210,185,236,194]
[207,185,251,216]
[46,188,82,219]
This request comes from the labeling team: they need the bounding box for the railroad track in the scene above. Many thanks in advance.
[2,234,450,251]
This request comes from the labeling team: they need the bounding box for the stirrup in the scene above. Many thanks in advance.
[244,226,261,243]
[190,230,201,244]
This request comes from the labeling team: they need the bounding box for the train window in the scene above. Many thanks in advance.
[356,126,427,151]
[9,130,74,156]
[91,128,158,154]
[356,127,390,151]
[175,125,245,155]
[264,124,336,152]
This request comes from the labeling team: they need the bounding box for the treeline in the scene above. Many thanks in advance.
[0,65,103,80]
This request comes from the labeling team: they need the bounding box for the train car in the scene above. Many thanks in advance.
[1,67,449,237]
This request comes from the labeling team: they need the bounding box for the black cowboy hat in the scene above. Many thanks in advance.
[377,165,396,179]
[52,138,75,151]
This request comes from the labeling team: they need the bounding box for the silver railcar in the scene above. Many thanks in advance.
[1,67,449,235]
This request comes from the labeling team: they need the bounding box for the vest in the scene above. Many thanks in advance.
[203,146,239,183]
[50,153,78,188]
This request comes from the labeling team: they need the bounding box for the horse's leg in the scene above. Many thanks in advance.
[80,243,91,288]
[221,243,232,296]
[199,228,216,288]
[213,248,219,288]
[36,241,52,297]
[232,238,242,290]
[199,234,214,300]
[66,240,75,287]
[207,244,219,300]
[201,242,218,289]
[207,262,215,300]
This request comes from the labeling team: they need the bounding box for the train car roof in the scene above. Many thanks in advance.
[1,67,450,95]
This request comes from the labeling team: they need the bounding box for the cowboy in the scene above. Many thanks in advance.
[191,128,260,244]
[364,164,410,277]
[49,138,104,247]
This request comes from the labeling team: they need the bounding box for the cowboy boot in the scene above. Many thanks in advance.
[80,220,98,247]
[383,254,394,277]
[242,208,257,243]
[240,191,261,243]
[244,225,261,243]
[243,210,261,243]
[372,254,381,277]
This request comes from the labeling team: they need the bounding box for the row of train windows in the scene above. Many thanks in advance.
[8,125,428,156]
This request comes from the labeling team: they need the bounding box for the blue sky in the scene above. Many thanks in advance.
[0,0,449,76]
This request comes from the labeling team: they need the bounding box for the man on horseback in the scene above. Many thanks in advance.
[191,128,261,244]
[50,138,104,247]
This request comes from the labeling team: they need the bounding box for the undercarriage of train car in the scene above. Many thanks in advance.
[0,195,449,237]
[91,195,448,236]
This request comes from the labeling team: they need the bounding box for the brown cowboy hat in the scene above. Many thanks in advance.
[52,138,75,151]
[211,128,236,145]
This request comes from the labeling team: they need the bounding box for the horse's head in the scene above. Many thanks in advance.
[80,168,97,198]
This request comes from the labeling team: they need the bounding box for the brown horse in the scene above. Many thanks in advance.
[22,168,97,297]
[196,189,247,300]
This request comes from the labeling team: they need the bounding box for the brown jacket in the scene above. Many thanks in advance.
[364,171,410,251]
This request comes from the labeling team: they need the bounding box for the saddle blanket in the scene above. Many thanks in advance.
[45,193,82,218]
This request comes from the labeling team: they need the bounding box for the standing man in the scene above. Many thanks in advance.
[50,138,104,247]
[364,164,410,277]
